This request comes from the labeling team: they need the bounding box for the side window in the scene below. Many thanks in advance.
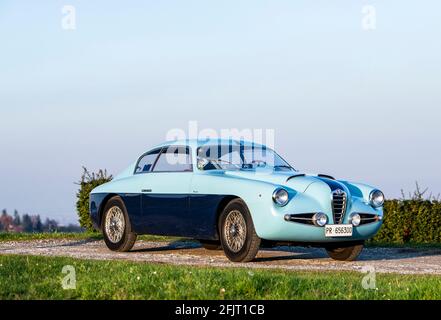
[152,146,193,172]
[135,149,161,174]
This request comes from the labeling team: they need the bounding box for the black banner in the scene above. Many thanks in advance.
[1,300,440,319]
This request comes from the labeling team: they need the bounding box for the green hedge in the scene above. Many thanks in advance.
[373,200,441,244]
[76,167,112,232]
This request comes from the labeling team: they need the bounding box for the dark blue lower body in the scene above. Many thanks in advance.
[90,193,227,240]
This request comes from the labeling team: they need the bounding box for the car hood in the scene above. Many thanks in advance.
[219,170,346,193]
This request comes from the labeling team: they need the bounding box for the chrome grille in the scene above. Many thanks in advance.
[332,189,347,224]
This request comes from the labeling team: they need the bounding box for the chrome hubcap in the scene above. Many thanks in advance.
[105,206,125,243]
[224,210,247,253]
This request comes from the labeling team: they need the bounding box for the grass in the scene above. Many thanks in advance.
[0,232,102,242]
[0,254,440,300]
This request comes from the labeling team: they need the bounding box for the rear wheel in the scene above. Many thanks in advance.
[325,242,364,261]
[102,196,137,252]
[219,199,260,262]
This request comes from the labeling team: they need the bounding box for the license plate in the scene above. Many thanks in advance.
[325,224,353,237]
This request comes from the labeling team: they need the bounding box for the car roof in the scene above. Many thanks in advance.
[150,139,268,150]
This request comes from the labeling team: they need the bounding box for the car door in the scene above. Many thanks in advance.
[139,145,194,236]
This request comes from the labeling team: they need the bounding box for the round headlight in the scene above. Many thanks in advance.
[313,212,328,227]
[350,213,361,226]
[369,190,385,208]
[272,188,289,206]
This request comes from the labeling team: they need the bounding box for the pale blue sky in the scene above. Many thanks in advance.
[0,1,440,224]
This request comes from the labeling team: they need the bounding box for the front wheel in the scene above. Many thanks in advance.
[325,242,364,261]
[102,196,137,252]
[219,199,261,262]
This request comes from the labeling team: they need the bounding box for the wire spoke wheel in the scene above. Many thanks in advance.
[224,210,247,253]
[104,206,125,243]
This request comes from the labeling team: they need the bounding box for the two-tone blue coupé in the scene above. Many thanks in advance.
[89,139,384,262]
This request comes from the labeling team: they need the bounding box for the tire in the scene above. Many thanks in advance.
[199,240,222,250]
[219,199,261,262]
[325,242,364,261]
[102,196,137,252]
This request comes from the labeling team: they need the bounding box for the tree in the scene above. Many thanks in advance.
[22,214,33,232]
[34,215,43,232]
[13,210,21,226]
[76,167,112,231]
[0,210,12,231]
[44,218,58,232]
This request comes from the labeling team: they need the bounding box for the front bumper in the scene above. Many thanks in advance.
[259,218,383,242]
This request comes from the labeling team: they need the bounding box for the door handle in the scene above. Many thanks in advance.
[141,189,152,193]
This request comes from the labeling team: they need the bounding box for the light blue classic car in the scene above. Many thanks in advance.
[90,139,384,262]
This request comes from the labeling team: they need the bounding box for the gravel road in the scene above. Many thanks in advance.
[1,239,440,275]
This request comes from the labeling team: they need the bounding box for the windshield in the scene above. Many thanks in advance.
[197,144,295,171]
